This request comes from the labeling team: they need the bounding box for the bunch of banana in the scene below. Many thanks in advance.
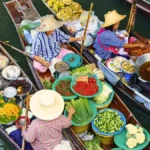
[60,0,73,5]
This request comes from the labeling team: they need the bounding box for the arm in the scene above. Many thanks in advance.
[21,124,36,143]
[69,37,84,42]
[123,43,145,48]
[33,56,50,68]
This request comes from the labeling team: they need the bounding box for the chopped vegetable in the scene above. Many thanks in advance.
[66,98,94,124]
[69,64,96,76]
[84,136,103,150]
[93,82,113,104]
[94,110,124,133]
[126,124,146,148]
[56,80,74,96]
[73,77,99,96]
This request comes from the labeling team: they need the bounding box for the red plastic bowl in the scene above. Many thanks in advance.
[15,116,30,128]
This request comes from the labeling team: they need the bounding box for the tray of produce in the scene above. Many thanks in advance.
[92,82,114,107]
[92,109,126,136]
[70,76,102,98]
[114,124,150,150]
[64,97,97,126]
[0,94,21,125]
[52,76,78,101]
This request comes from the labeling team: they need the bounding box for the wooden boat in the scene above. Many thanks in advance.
[3,0,150,149]
[124,0,150,15]
[41,0,150,112]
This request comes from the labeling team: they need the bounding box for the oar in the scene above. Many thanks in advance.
[80,3,94,55]
[0,41,30,57]
[22,93,30,150]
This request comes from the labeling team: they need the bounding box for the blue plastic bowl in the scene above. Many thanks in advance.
[91,108,126,136]
[62,53,83,69]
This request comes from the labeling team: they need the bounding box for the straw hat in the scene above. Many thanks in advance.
[36,15,64,32]
[30,90,64,120]
[102,10,126,28]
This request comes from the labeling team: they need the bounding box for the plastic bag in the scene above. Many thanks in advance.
[20,20,32,27]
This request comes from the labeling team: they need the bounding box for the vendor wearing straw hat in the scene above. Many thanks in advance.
[31,15,84,73]
[10,90,75,150]
[94,10,145,60]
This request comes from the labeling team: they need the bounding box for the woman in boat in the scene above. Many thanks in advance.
[94,10,145,60]
[10,90,75,150]
[31,15,84,73]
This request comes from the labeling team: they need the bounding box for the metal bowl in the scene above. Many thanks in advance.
[8,77,32,97]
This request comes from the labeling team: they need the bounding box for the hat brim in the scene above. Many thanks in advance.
[30,90,64,120]
[102,15,126,28]
[35,21,64,32]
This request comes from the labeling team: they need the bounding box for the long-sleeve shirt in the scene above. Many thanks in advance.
[94,30,125,59]
[22,115,71,150]
[30,29,70,62]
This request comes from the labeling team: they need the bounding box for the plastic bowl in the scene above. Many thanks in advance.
[114,128,150,150]
[52,76,78,101]
[91,82,114,108]
[70,76,102,98]
[64,101,97,126]
[3,87,17,98]
[15,116,30,128]
[92,108,126,136]
[62,53,83,69]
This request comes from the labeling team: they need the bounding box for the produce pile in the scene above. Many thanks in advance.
[69,64,104,80]
[41,78,52,89]
[93,82,113,104]
[0,95,21,124]
[73,76,99,96]
[46,0,83,21]
[126,124,146,149]
[56,80,74,96]
[9,79,31,95]
[66,98,95,125]
[84,136,103,150]
[94,110,124,133]
[0,55,9,69]
[121,60,135,74]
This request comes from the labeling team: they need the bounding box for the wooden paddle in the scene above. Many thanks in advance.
[80,3,94,55]
[0,41,30,57]
[22,93,30,150]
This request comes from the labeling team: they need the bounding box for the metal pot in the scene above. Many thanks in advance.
[135,53,150,83]
[135,53,150,92]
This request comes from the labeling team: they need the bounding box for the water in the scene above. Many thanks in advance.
[0,0,150,148]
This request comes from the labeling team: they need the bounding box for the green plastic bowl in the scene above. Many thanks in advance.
[64,101,97,126]
[111,148,123,150]
[70,76,102,98]
[52,76,78,101]
[114,128,150,150]
[91,82,114,107]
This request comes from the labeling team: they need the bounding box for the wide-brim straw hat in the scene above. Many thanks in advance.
[36,15,64,32]
[102,10,126,28]
[30,90,64,120]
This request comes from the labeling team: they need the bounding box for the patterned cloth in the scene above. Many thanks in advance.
[20,115,71,150]
[30,29,70,62]
[94,30,125,59]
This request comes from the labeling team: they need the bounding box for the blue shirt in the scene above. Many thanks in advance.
[30,29,70,62]
[94,30,125,59]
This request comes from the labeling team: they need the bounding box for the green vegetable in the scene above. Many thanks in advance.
[66,98,94,125]
[69,64,96,76]
[84,136,103,150]
[93,82,113,104]
[42,79,52,89]
[18,25,31,35]
[94,110,124,133]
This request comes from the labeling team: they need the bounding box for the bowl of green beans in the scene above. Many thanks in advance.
[92,108,126,136]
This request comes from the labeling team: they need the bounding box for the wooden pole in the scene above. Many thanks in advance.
[0,41,30,58]
[22,93,30,150]
[80,3,94,55]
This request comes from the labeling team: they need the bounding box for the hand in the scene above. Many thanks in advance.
[22,125,26,131]
[41,60,50,68]
[138,44,145,48]
[68,107,76,115]
[77,37,85,41]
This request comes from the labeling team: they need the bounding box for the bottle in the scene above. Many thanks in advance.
[23,29,32,45]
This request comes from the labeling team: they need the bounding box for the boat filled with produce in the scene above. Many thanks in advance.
[2,0,150,149]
